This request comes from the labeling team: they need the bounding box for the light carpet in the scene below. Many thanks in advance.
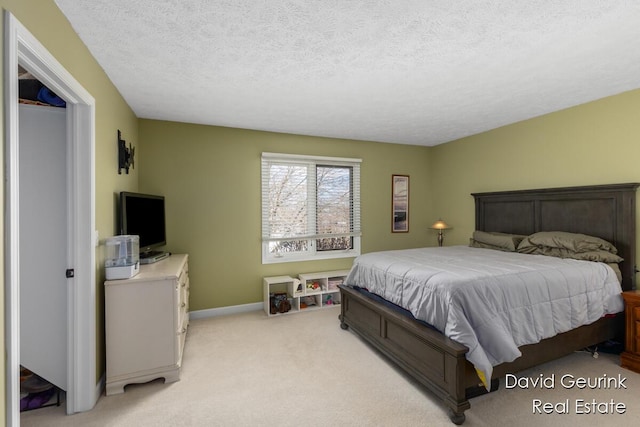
[21,307,640,426]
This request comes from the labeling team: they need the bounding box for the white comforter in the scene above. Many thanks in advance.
[345,246,623,387]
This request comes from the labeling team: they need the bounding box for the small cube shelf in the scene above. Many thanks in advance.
[263,276,298,317]
[263,270,349,317]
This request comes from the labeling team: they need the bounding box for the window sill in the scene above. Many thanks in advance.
[262,249,360,264]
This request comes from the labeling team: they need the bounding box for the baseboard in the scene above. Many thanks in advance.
[189,302,262,320]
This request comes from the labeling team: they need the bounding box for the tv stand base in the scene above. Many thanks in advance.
[140,251,170,264]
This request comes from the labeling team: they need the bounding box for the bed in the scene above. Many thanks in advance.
[338,183,638,424]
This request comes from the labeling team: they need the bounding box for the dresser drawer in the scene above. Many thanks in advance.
[635,307,640,346]
[182,276,190,313]
[178,266,188,288]
[177,315,188,365]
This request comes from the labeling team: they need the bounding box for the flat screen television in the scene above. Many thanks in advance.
[119,192,166,258]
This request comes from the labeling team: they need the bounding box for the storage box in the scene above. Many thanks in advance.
[327,277,344,290]
[105,235,140,280]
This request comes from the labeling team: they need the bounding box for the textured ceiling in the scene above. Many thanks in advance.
[53,1,640,146]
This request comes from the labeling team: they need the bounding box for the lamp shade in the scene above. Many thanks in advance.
[430,219,451,230]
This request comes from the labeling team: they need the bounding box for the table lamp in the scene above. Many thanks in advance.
[430,219,451,247]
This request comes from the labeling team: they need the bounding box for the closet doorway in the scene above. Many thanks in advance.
[5,12,97,425]
[18,89,68,408]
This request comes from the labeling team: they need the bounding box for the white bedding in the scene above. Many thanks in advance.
[344,246,624,388]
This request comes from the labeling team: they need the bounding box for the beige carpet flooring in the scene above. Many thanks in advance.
[21,306,640,427]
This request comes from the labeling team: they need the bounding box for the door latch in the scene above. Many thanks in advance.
[66,269,75,278]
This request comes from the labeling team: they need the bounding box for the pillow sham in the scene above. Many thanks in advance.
[607,263,623,284]
[517,231,618,255]
[469,239,507,252]
[517,245,623,263]
[469,230,526,252]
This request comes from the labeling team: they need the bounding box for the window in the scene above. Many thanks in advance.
[261,152,361,264]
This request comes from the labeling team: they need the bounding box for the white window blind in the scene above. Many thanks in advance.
[261,152,361,263]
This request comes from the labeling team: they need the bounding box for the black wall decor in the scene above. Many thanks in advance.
[118,130,135,174]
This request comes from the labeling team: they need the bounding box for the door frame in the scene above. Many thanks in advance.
[4,12,97,425]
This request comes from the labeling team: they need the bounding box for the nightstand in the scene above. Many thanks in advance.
[621,290,640,374]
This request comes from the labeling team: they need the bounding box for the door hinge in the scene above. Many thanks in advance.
[66,269,75,278]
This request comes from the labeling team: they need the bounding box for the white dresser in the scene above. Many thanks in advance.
[105,254,189,395]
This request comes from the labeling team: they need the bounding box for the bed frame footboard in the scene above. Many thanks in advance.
[339,284,471,424]
[339,284,618,425]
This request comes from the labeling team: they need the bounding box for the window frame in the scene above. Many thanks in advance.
[261,152,361,264]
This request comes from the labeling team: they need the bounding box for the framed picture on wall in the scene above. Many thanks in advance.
[392,175,409,233]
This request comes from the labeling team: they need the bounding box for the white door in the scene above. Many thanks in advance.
[19,103,68,391]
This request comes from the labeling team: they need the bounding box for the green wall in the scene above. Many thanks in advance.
[428,89,640,260]
[139,89,640,312]
[138,120,433,310]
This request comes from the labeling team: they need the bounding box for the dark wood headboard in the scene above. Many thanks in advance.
[472,183,639,291]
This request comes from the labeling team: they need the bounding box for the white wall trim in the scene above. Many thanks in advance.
[4,13,21,427]
[95,373,106,399]
[4,11,97,425]
[189,302,263,320]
